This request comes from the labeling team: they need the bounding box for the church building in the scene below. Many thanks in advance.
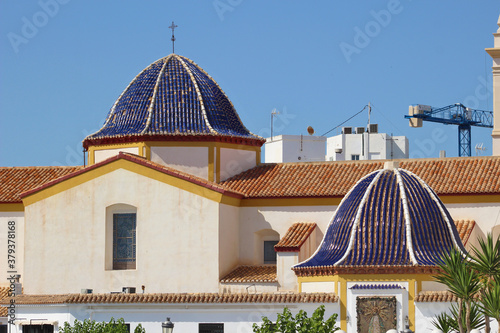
[1,14,500,333]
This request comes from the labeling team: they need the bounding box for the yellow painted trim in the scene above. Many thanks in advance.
[237,194,500,207]
[0,203,24,212]
[216,146,221,183]
[88,143,144,166]
[208,146,215,182]
[21,159,241,207]
[340,279,347,331]
[439,194,500,204]
[146,140,261,152]
[89,147,95,165]
[240,197,343,207]
[408,279,416,331]
[144,143,151,160]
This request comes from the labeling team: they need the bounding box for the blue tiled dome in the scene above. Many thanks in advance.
[295,165,466,269]
[83,54,263,147]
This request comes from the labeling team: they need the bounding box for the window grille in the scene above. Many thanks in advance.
[113,213,136,270]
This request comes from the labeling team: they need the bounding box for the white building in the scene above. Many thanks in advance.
[264,135,327,163]
[326,126,409,161]
[264,126,408,163]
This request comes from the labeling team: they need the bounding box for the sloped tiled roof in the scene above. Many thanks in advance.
[20,153,244,200]
[275,223,316,251]
[0,166,83,203]
[454,220,476,245]
[220,266,277,283]
[415,291,457,302]
[222,156,500,198]
[350,284,404,290]
[0,287,9,317]
[2,292,338,304]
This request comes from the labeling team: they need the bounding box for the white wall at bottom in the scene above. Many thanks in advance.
[11,303,340,333]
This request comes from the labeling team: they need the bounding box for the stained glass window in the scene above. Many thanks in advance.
[113,213,136,270]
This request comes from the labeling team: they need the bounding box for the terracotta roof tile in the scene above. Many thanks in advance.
[19,153,243,200]
[0,166,83,203]
[221,156,500,198]
[220,266,277,283]
[2,292,338,304]
[275,223,316,251]
[0,287,10,317]
[454,220,476,245]
[415,291,457,302]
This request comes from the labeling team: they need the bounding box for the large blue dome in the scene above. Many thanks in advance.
[294,163,466,270]
[84,54,263,148]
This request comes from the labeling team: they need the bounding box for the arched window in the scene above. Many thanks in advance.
[106,204,137,270]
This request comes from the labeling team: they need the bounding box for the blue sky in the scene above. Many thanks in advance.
[1,1,498,166]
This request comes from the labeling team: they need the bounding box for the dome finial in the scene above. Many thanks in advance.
[169,21,178,53]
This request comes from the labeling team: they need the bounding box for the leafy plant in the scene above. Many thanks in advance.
[433,248,481,333]
[430,312,454,333]
[470,233,500,333]
[253,305,339,333]
[449,302,485,332]
[60,317,145,333]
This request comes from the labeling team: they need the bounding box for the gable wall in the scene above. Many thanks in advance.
[23,168,221,294]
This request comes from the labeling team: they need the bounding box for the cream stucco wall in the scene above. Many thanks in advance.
[23,168,221,294]
[218,204,240,278]
[446,202,500,245]
[151,146,209,180]
[94,147,139,164]
[0,212,24,288]
[277,252,298,291]
[220,148,256,181]
[238,205,335,266]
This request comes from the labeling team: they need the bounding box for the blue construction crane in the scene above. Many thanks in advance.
[405,103,493,157]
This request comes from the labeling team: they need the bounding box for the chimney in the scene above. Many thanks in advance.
[485,14,500,155]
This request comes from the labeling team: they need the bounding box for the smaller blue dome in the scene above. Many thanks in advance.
[294,164,466,269]
[83,54,263,148]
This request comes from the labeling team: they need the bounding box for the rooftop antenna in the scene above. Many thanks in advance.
[169,21,178,54]
[270,108,279,141]
[475,143,487,156]
[367,102,372,132]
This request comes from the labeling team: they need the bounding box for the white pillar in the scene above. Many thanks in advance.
[486,14,500,156]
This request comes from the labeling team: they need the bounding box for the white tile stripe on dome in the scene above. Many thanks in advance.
[393,168,418,265]
[333,169,384,266]
[141,56,170,134]
[180,56,256,137]
[403,169,467,256]
[293,168,381,268]
[86,61,154,139]
[176,55,216,134]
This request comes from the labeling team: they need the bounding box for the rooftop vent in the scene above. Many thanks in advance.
[122,287,136,294]
[356,127,365,134]
[369,124,378,133]
[81,289,93,294]
[342,127,353,134]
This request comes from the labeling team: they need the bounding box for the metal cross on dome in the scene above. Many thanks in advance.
[169,21,178,54]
